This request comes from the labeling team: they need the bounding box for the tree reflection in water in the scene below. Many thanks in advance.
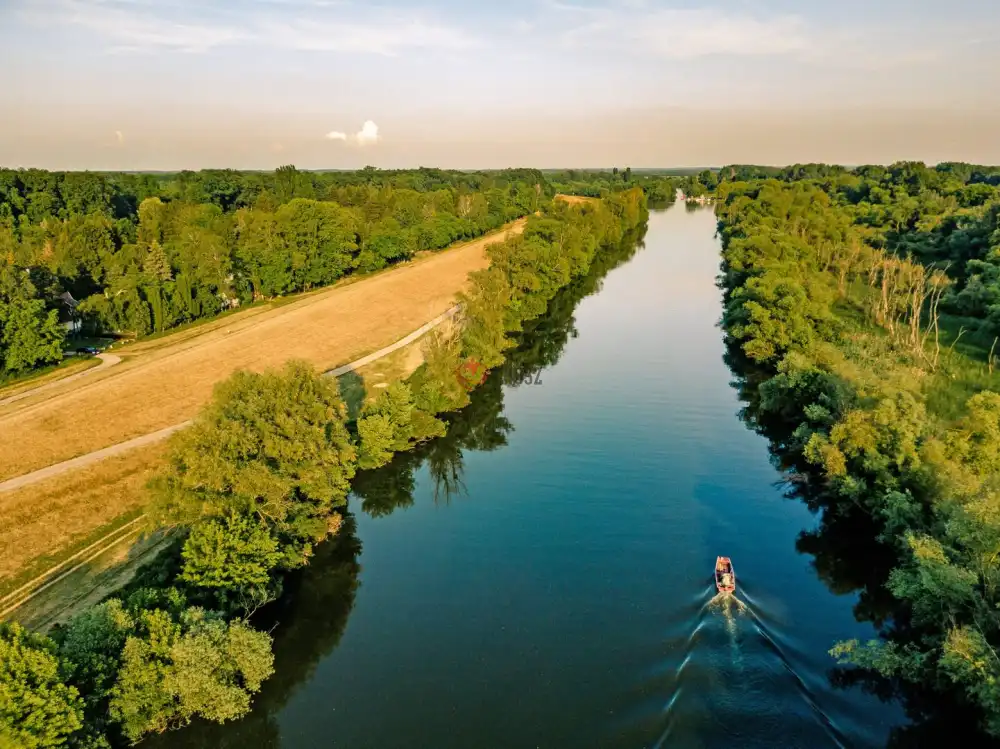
[353,223,645,515]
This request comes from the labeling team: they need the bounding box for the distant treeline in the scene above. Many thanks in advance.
[0,188,649,748]
[546,168,678,203]
[0,166,551,379]
[715,161,1000,737]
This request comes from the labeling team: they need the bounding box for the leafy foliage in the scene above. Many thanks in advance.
[108,606,272,742]
[716,163,1000,736]
[153,361,357,571]
[180,514,282,595]
[0,264,64,375]
[0,623,83,749]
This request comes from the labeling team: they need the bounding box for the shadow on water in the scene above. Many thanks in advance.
[151,223,649,748]
[144,517,362,749]
[723,340,1000,748]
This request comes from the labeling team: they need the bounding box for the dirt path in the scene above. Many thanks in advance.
[0,423,190,494]
[0,219,524,482]
[0,353,121,408]
[325,304,459,376]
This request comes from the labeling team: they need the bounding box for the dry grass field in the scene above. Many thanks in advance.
[0,443,165,585]
[0,219,525,482]
[555,194,599,205]
[7,529,176,633]
[0,357,100,402]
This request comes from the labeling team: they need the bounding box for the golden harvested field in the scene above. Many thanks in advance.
[0,443,165,584]
[555,194,599,205]
[0,219,524,481]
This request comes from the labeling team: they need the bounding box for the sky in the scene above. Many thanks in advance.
[1,0,998,169]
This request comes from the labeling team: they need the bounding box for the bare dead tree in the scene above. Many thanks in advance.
[948,326,967,367]
[907,263,927,351]
[922,270,953,369]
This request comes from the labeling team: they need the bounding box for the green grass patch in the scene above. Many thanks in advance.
[0,356,100,396]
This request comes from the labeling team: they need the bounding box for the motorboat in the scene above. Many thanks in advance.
[715,556,735,594]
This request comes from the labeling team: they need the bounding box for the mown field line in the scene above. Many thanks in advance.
[0,518,146,618]
[0,353,121,408]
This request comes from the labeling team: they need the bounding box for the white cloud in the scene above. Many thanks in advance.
[554,5,809,58]
[264,18,472,55]
[114,130,124,144]
[22,0,473,55]
[354,120,379,146]
[33,0,249,53]
[326,121,380,146]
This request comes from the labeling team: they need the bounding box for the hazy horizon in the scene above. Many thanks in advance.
[3,0,999,170]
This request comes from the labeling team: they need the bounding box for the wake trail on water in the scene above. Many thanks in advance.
[649,583,850,749]
[740,590,848,749]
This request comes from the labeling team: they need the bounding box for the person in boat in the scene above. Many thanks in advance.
[720,572,732,588]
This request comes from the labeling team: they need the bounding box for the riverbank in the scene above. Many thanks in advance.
[715,177,1000,740]
[0,191,651,749]
[0,306,468,629]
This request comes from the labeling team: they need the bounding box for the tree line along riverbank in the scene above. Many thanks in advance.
[714,162,1000,740]
[0,188,648,748]
[0,166,676,388]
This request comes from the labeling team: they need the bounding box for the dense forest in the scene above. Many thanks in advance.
[714,161,1000,737]
[0,166,552,380]
[0,188,648,748]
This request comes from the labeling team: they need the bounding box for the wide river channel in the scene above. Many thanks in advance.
[166,204,906,748]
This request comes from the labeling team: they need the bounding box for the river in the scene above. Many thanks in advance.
[163,204,905,748]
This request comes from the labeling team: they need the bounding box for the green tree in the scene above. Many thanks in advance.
[0,623,84,749]
[356,382,444,470]
[152,361,356,569]
[180,513,282,607]
[108,607,273,743]
[56,599,133,741]
[0,265,64,374]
